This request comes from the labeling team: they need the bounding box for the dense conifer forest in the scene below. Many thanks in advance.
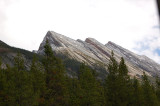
[0,41,160,106]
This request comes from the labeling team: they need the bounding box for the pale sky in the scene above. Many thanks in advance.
[0,0,160,63]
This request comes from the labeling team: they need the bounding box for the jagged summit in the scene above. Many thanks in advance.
[38,31,160,78]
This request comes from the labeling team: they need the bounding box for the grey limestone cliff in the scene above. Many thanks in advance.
[38,31,160,78]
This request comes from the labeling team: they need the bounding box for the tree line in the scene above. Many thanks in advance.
[0,41,160,106]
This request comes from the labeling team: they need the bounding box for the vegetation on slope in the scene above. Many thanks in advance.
[0,41,160,105]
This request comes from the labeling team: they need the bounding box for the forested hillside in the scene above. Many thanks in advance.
[0,41,160,106]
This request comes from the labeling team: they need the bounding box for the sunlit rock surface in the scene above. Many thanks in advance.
[38,31,160,78]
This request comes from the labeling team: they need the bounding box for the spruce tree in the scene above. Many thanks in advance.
[117,57,132,106]
[104,51,119,106]
[131,77,144,106]
[14,53,25,71]
[66,77,82,106]
[142,72,159,106]
[156,76,160,103]
[43,40,68,105]
[104,52,132,106]
[0,57,1,67]
[0,57,7,105]
[30,56,46,105]
[78,64,105,106]
[12,53,34,105]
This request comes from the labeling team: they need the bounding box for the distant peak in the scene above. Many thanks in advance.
[85,37,96,41]
[106,41,115,45]
[46,30,61,36]
[47,30,51,33]
[45,30,57,38]
[76,39,83,42]
[107,41,112,44]
[85,37,100,44]
[47,30,55,34]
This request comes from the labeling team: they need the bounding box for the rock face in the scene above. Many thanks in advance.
[0,40,39,70]
[106,41,160,77]
[38,31,160,78]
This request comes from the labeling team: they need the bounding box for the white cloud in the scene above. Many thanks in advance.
[0,0,159,63]
[133,28,160,63]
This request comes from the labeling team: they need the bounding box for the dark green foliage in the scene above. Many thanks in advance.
[57,53,107,79]
[0,66,7,105]
[66,77,82,106]
[117,57,133,105]
[105,52,133,106]
[11,53,35,105]
[14,53,25,71]
[131,77,144,106]
[0,57,2,67]
[1,47,160,105]
[142,72,159,106]
[104,51,120,106]
[0,53,45,105]
[0,54,34,105]
[43,40,69,105]
[78,64,105,106]
[30,55,46,105]
[156,76,160,102]
[64,58,80,75]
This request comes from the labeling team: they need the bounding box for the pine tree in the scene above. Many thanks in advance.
[14,53,25,71]
[30,55,46,105]
[43,40,68,105]
[117,57,132,106]
[104,51,119,106]
[78,64,105,106]
[142,72,159,106]
[104,52,132,106]
[156,76,160,103]
[0,57,7,105]
[11,53,34,105]
[66,77,82,106]
[118,57,128,78]
[2,64,13,105]
[0,57,1,67]
[131,77,144,106]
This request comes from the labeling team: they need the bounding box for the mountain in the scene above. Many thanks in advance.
[0,40,40,69]
[38,31,160,78]
[106,41,160,77]
[1,31,159,79]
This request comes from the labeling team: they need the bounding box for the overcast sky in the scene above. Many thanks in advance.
[0,0,160,63]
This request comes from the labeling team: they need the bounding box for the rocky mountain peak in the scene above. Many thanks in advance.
[37,31,160,78]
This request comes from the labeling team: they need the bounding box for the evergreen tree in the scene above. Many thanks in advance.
[117,57,132,106]
[43,40,68,105]
[4,64,15,105]
[0,57,7,105]
[78,64,105,106]
[104,51,119,106]
[142,72,159,106]
[1,41,160,106]
[30,55,46,105]
[118,57,129,78]
[104,52,132,106]
[66,77,82,106]
[0,57,1,67]
[131,77,144,106]
[11,53,34,105]
[156,76,160,103]
[14,53,25,71]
